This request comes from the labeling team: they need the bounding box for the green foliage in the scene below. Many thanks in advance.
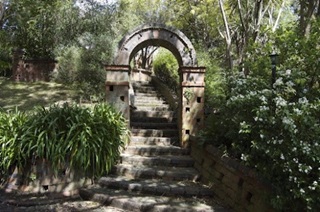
[276,22,320,98]
[52,1,116,101]
[53,46,82,84]
[197,50,226,108]
[153,48,179,93]
[0,108,28,182]
[8,0,62,59]
[204,71,320,210]
[53,42,110,101]
[0,104,129,181]
[0,24,12,76]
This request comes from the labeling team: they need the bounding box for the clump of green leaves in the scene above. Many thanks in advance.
[0,108,28,183]
[204,71,320,211]
[153,48,179,94]
[0,104,129,182]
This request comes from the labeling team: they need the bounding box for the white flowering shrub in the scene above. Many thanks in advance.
[204,71,320,210]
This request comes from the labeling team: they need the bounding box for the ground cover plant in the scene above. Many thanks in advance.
[0,103,129,184]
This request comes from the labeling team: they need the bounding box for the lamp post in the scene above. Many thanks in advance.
[269,52,278,88]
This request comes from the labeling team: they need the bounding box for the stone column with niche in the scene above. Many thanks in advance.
[179,67,205,148]
[105,65,130,123]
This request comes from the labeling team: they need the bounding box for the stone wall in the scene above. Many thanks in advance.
[190,138,274,212]
[5,160,91,196]
[131,68,152,82]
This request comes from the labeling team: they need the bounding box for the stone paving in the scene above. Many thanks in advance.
[0,190,125,212]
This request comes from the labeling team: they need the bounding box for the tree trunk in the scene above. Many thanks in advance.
[218,0,233,70]
[299,0,319,37]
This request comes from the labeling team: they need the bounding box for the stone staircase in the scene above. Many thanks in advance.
[80,81,227,211]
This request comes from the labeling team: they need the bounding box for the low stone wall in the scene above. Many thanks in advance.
[190,139,274,212]
[5,160,91,196]
[151,76,178,111]
[131,68,152,82]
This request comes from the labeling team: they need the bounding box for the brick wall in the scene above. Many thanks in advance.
[12,51,57,82]
[190,139,274,211]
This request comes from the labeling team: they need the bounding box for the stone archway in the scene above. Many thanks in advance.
[105,24,205,147]
[113,23,197,67]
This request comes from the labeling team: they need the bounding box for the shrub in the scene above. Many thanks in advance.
[52,46,82,84]
[196,49,226,111]
[0,109,28,183]
[0,104,129,182]
[204,71,320,210]
[153,48,179,94]
[53,44,107,102]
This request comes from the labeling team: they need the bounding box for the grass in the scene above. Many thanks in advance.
[0,77,79,111]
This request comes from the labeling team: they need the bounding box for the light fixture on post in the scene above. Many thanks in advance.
[269,51,278,88]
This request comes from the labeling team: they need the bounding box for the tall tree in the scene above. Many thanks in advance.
[218,0,233,70]
[298,0,320,37]
[6,0,63,59]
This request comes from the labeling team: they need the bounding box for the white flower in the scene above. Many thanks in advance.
[282,117,294,125]
[241,154,248,161]
[274,77,284,86]
[286,81,294,87]
[286,69,292,75]
[276,97,287,107]
[298,97,308,104]
[293,108,302,115]
[259,95,268,103]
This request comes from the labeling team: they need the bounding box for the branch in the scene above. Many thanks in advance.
[217,27,225,39]
[218,0,231,44]
[272,0,285,32]
[237,0,246,33]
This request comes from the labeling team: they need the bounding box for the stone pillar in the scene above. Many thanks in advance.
[105,65,130,122]
[179,67,205,148]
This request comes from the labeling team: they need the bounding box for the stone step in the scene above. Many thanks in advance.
[131,129,178,137]
[134,103,168,109]
[135,106,170,112]
[130,116,177,123]
[98,176,213,198]
[124,145,189,156]
[134,89,158,95]
[130,136,179,146]
[134,97,167,103]
[135,96,165,101]
[121,154,195,167]
[134,92,161,97]
[112,164,200,181]
[133,81,153,87]
[135,101,167,106]
[131,122,177,129]
[79,186,226,212]
[131,111,176,119]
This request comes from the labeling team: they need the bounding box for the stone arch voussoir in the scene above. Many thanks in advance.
[113,23,197,67]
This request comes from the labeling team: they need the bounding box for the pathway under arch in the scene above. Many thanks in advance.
[105,23,205,147]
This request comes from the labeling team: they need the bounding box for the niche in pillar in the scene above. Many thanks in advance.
[105,65,130,122]
[179,67,205,148]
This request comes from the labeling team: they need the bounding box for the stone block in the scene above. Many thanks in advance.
[184,186,200,196]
